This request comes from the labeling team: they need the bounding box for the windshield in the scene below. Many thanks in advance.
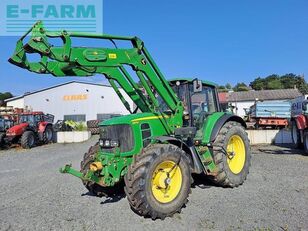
[19,115,35,124]
[157,83,217,114]
[157,85,188,112]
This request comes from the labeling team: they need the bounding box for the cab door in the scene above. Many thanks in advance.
[188,83,220,130]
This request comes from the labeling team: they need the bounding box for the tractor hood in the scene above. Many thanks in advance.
[6,123,28,136]
[99,113,170,126]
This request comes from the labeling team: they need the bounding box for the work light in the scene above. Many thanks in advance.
[99,139,119,148]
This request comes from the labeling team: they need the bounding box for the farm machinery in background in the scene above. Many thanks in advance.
[290,96,308,154]
[0,107,19,145]
[0,107,55,149]
[8,21,251,219]
[245,101,291,129]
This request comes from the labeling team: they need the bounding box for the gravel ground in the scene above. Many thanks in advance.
[0,137,307,231]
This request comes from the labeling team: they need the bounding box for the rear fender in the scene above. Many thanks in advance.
[292,115,307,130]
[38,122,49,133]
[208,114,246,143]
[38,122,52,140]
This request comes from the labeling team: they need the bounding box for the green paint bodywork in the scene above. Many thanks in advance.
[9,21,237,187]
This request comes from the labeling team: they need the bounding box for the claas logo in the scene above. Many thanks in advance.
[63,94,88,101]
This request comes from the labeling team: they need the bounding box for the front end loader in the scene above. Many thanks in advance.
[9,21,251,219]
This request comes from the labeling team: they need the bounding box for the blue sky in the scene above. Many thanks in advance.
[1,0,308,95]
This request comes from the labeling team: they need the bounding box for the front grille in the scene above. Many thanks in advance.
[100,124,134,153]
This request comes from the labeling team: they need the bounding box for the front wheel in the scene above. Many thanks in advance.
[291,121,302,148]
[21,131,36,149]
[80,144,121,197]
[303,132,308,155]
[124,144,192,220]
[0,132,5,146]
[211,121,251,187]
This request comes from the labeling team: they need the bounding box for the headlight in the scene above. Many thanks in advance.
[99,139,119,148]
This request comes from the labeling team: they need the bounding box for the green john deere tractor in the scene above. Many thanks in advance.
[9,21,251,219]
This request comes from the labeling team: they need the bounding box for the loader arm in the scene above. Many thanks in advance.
[8,21,183,133]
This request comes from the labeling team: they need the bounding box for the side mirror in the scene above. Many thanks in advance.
[193,79,202,92]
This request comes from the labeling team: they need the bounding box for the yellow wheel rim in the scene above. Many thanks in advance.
[151,160,182,203]
[227,135,246,174]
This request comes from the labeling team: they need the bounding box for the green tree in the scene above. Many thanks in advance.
[225,83,232,90]
[249,77,266,90]
[0,92,13,101]
[0,92,13,106]
[233,82,249,92]
[249,73,308,94]
[217,85,228,92]
[267,79,283,89]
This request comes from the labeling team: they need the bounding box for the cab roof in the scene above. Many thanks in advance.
[169,78,217,88]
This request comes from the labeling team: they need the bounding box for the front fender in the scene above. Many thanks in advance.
[155,136,204,174]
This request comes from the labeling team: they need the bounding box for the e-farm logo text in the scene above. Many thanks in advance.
[0,0,103,36]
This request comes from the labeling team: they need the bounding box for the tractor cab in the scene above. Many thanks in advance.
[19,112,54,126]
[19,113,43,127]
[168,79,220,129]
[302,99,308,114]
[0,118,14,131]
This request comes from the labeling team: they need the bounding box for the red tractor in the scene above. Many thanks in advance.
[4,111,54,149]
[291,96,308,154]
[0,116,14,146]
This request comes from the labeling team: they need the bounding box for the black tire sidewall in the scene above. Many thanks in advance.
[304,133,308,155]
[221,125,250,186]
[143,149,191,215]
[0,133,5,145]
[44,125,53,143]
[21,131,35,148]
[291,121,300,147]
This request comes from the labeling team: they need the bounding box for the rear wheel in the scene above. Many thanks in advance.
[43,125,53,143]
[21,131,36,149]
[80,144,120,197]
[303,132,308,155]
[211,121,251,187]
[87,120,99,128]
[124,144,191,220]
[291,121,302,148]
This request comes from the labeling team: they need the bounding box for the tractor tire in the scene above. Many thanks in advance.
[88,127,100,135]
[303,132,308,155]
[291,120,302,148]
[0,132,5,146]
[211,121,251,187]
[43,125,53,144]
[21,131,36,149]
[124,144,192,220]
[87,120,99,128]
[80,143,121,197]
